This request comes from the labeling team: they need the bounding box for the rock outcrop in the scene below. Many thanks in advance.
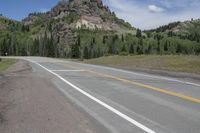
[22,0,133,50]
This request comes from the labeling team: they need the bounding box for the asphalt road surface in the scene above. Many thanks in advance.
[1,57,200,133]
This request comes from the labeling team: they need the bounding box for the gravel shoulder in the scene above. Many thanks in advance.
[0,60,108,133]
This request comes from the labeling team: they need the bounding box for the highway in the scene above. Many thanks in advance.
[2,57,200,133]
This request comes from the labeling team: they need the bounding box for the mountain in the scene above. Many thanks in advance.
[17,0,134,56]
[146,19,200,42]
[23,0,133,31]
[0,16,20,30]
[0,0,199,58]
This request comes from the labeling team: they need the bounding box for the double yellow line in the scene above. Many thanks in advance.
[61,63,200,104]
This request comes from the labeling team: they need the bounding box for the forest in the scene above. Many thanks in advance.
[0,16,200,59]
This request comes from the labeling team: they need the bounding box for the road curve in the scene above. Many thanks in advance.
[2,56,200,133]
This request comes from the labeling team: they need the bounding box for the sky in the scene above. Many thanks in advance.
[0,0,200,30]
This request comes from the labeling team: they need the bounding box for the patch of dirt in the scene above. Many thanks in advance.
[0,60,109,133]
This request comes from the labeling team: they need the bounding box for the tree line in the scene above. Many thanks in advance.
[0,29,200,58]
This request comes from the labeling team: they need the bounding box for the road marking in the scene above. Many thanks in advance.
[60,63,200,104]
[86,70,200,103]
[71,62,200,87]
[28,60,156,133]
[87,70,200,103]
[51,70,85,72]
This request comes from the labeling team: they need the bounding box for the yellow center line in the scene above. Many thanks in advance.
[60,63,200,104]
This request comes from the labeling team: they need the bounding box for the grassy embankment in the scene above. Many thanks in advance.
[83,55,200,74]
[0,58,16,72]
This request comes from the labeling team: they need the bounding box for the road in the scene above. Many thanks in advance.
[1,56,200,133]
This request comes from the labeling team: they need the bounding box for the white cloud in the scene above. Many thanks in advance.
[148,5,164,13]
[103,0,200,30]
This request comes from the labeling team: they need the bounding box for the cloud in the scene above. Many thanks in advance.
[103,0,200,30]
[148,5,164,13]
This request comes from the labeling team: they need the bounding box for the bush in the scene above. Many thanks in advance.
[119,52,129,56]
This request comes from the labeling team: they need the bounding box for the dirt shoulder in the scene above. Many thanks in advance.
[0,60,108,133]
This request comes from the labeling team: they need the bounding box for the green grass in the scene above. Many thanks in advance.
[83,55,200,74]
[0,59,16,72]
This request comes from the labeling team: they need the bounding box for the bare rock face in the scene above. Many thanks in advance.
[52,22,76,45]
[170,19,200,36]
[21,0,133,53]
[47,1,69,19]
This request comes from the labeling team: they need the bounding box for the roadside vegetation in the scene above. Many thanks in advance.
[83,55,200,74]
[1,25,200,58]
[0,58,15,72]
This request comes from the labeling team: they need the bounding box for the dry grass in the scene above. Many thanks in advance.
[83,55,200,74]
[0,58,16,72]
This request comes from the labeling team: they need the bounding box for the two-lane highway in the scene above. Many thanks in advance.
[4,57,200,133]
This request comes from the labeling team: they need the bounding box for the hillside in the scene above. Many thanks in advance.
[146,19,200,42]
[0,0,135,57]
[23,0,133,32]
[0,0,200,58]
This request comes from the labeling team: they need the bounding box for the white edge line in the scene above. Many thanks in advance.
[27,59,156,133]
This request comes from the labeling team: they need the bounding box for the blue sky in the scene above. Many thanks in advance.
[1,0,200,29]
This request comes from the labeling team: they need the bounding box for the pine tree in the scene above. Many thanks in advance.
[77,35,81,46]
[121,44,126,52]
[71,42,80,58]
[136,29,142,38]
[136,45,141,55]
[83,46,89,59]
[157,42,161,54]
[176,43,182,54]
[1,39,8,56]
[129,44,134,54]
[138,38,144,54]
[164,41,168,52]
[121,34,124,42]
[46,34,55,57]
[103,35,107,44]
[147,44,152,54]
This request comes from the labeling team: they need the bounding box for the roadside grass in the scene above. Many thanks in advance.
[0,59,16,72]
[83,55,200,74]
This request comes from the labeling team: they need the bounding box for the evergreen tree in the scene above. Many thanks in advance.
[138,38,144,54]
[157,42,161,54]
[46,34,55,57]
[136,29,142,38]
[1,39,8,56]
[147,44,152,54]
[71,42,80,58]
[121,34,124,42]
[121,44,126,52]
[164,41,168,52]
[83,46,89,59]
[129,44,134,54]
[77,35,81,46]
[103,35,107,44]
[136,45,141,55]
[176,43,182,54]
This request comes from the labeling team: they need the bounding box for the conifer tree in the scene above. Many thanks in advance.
[83,46,89,59]
[129,44,134,54]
